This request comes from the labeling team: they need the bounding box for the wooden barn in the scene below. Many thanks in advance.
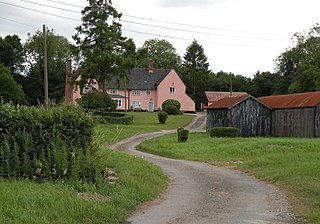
[258,92,320,138]
[206,95,271,137]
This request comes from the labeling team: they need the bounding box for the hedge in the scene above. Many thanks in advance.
[90,111,133,125]
[210,127,239,137]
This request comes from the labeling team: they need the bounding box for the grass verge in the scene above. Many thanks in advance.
[0,112,193,223]
[138,132,320,223]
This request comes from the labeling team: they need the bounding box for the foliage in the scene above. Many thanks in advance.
[157,111,168,124]
[0,34,24,76]
[250,71,281,97]
[0,64,26,104]
[92,111,133,125]
[182,40,210,110]
[210,127,239,137]
[177,127,189,142]
[73,0,136,92]
[164,105,179,115]
[276,26,320,93]
[0,103,97,182]
[136,39,181,69]
[162,99,181,111]
[80,91,116,111]
[24,29,71,105]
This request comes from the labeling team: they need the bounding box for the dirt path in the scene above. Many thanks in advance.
[111,114,297,224]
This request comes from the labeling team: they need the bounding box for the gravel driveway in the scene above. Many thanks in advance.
[111,114,297,224]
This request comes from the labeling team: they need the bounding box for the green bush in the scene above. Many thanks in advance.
[80,91,116,111]
[164,105,179,115]
[90,111,133,125]
[162,99,181,111]
[177,128,189,142]
[0,103,99,183]
[158,111,168,124]
[210,127,239,137]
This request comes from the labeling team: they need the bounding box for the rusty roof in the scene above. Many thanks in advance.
[258,92,320,109]
[205,91,247,102]
[207,94,252,109]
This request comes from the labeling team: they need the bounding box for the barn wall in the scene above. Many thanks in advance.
[230,98,271,137]
[315,104,320,138]
[271,108,315,138]
[206,109,229,131]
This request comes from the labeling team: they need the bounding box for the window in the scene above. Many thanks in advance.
[83,84,92,92]
[146,90,151,95]
[131,101,141,108]
[110,89,118,95]
[113,99,122,108]
[132,90,141,95]
[169,87,176,93]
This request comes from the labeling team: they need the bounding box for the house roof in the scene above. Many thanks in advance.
[205,91,247,102]
[258,91,320,109]
[106,68,171,90]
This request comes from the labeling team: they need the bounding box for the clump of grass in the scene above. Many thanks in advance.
[138,132,320,223]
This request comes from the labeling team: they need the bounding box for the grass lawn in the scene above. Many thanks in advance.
[138,132,320,223]
[0,112,193,223]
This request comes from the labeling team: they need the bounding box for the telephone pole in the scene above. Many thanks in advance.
[43,24,49,106]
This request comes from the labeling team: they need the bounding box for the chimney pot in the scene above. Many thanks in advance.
[148,59,154,73]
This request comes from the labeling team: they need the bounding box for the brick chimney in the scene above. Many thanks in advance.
[148,59,154,73]
[64,58,73,104]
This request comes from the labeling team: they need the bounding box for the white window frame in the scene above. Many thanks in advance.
[146,90,151,95]
[113,99,122,108]
[132,90,141,95]
[131,101,141,108]
[110,89,118,95]
[169,87,176,93]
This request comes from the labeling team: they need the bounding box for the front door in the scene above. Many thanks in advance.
[148,101,154,112]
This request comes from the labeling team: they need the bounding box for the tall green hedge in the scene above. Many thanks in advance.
[0,103,99,182]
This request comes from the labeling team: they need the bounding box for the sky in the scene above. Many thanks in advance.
[1,0,320,77]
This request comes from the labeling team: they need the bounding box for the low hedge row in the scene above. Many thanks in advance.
[90,110,133,125]
[210,127,239,137]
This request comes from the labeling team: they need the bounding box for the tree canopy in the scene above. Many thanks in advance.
[73,0,136,92]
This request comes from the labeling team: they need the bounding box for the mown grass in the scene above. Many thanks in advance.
[0,112,193,223]
[95,112,194,145]
[138,132,320,223]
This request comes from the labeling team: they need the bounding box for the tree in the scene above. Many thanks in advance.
[250,71,281,97]
[182,40,210,110]
[136,39,181,69]
[0,64,26,104]
[276,26,320,93]
[24,29,71,105]
[0,35,24,76]
[73,0,136,93]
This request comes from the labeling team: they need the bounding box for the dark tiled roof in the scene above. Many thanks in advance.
[258,91,320,109]
[107,68,171,90]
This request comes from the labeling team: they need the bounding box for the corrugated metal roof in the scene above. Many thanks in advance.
[207,94,250,109]
[205,91,247,102]
[258,92,320,109]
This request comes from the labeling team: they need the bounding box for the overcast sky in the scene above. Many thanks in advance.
[1,0,320,77]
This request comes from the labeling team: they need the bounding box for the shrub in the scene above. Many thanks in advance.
[0,102,99,183]
[177,128,189,142]
[80,91,116,111]
[162,99,181,111]
[164,105,179,115]
[90,111,133,125]
[210,127,239,137]
[158,111,168,124]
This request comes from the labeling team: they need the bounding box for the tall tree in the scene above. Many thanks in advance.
[24,29,71,105]
[0,34,24,76]
[182,40,210,110]
[276,26,320,93]
[73,0,136,92]
[250,71,280,97]
[0,64,26,104]
[136,39,181,69]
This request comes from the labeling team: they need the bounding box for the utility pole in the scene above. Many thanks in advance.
[43,24,49,106]
[229,72,233,97]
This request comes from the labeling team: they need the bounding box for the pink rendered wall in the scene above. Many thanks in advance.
[157,70,195,112]
[129,90,157,111]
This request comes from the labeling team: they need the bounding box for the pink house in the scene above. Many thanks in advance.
[65,60,195,112]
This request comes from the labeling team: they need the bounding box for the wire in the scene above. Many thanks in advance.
[0,15,38,29]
